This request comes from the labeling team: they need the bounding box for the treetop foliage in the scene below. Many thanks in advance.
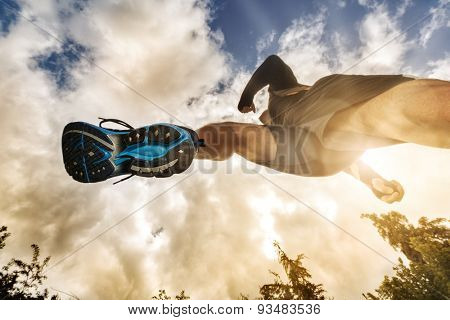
[0,226,58,300]
[362,212,449,300]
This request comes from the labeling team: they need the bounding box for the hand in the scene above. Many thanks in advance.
[371,178,404,203]
[239,103,256,114]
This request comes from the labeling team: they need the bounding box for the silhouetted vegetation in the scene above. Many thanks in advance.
[362,212,449,299]
[2,211,448,300]
[258,242,326,299]
[133,212,450,300]
[0,226,58,300]
[151,289,190,300]
[240,241,327,300]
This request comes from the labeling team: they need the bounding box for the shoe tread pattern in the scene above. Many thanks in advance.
[131,125,194,178]
[62,122,115,183]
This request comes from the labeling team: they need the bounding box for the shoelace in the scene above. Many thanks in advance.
[98,117,205,184]
[112,174,135,185]
[98,117,135,131]
[98,117,136,185]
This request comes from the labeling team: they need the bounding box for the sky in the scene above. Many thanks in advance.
[0,0,449,299]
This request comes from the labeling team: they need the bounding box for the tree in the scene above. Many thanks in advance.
[0,226,9,250]
[0,226,58,300]
[250,242,326,300]
[362,212,449,300]
[151,289,190,300]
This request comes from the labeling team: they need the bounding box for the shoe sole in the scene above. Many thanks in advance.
[62,122,196,183]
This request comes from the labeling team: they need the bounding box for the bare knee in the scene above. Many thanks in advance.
[196,122,236,160]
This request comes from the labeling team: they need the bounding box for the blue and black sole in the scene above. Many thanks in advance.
[62,122,197,183]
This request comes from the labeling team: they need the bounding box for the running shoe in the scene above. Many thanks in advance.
[61,118,203,183]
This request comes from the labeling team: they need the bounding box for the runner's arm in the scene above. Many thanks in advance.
[344,160,404,203]
[238,55,298,112]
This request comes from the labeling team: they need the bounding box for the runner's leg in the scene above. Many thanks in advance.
[325,79,450,148]
[195,122,277,163]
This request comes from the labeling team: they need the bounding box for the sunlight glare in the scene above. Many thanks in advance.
[311,195,337,221]
[249,192,284,260]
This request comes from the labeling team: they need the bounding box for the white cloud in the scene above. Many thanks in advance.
[426,53,450,79]
[256,30,276,56]
[276,2,411,82]
[277,7,331,84]
[419,0,450,47]
[355,3,411,73]
[0,0,234,299]
[357,0,378,9]
[394,0,412,18]
[0,0,449,300]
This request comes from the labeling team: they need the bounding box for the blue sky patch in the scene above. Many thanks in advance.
[32,38,91,90]
[209,0,449,70]
[0,0,20,35]
[58,0,90,20]
[72,0,89,11]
